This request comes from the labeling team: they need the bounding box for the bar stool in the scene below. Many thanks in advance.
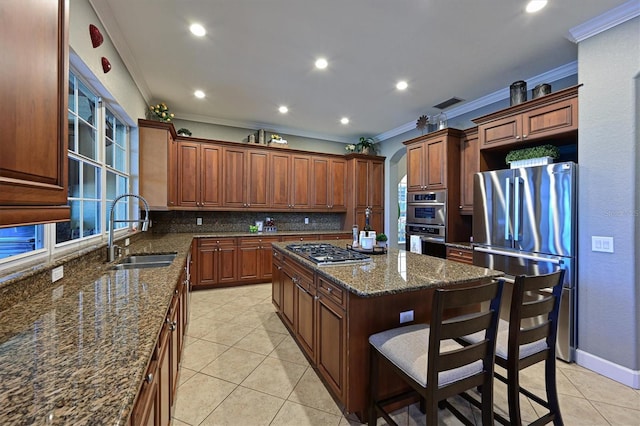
[368,280,504,426]
[457,270,565,425]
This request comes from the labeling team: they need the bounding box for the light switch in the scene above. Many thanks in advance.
[400,310,414,324]
[197,217,203,226]
[592,236,614,253]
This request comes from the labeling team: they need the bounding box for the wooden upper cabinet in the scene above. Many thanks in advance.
[330,158,347,210]
[406,143,426,192]
[475,85,579,150]
[246,149,269,208]
[222,147,246,207]
[459,128,479,214]
[291,155,311,209]
[222,147,268,209]
[0,0,70,227]
[346,154,385,233]
[405,133,451,192]
[311,157,329,209]
[139,121,176,210]
[175,140,221,208]
[270,152,291,208]
[312,157,347,211]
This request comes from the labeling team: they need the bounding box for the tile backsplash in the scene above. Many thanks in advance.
[149,211,345,233]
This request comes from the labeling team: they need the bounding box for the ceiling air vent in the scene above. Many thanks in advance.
[433,97,464,110]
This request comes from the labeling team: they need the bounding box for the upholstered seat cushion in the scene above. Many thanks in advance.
[460,319,548,360]
[369,323,483,388]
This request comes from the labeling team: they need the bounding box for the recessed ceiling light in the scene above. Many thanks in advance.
[315,58,328,69]
[190,23,206,37]
[194,90,205,99]
[396,80,408,91]
[278,106,288,114]
[340,117,349,125]
[526,0,547,13]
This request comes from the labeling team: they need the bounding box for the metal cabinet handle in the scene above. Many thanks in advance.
[515,135,520,139]
[522,134,528,138]
[145,373,153,383]
[326,286,333,293]
[296,283,309,295]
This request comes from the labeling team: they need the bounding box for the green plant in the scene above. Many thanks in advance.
[177,128,192,136]
[376,233,388,242]
[357,137,377,154]
[505,144,560,164]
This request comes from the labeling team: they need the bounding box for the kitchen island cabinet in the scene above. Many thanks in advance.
[1,0,70,227]
[271,241,503,421]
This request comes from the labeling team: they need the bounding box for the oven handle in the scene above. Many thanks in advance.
[419,236,445,244]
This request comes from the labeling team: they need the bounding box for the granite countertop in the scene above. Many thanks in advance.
[0,233,193,425]
[272,240,503,298]
[445,241,474,250]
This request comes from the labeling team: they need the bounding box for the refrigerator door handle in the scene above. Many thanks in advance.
[474,246,564,265]
[514,177,521,242]
[505,178,511,240]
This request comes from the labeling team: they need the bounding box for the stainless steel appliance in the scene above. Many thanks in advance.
[473,162,577,362]
[286,243,371,266]
[405,224,447,258]
[406,190,446,226]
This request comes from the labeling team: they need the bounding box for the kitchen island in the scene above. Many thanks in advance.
[271,240,503,421]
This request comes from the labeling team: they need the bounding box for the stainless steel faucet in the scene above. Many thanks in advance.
[108,193,150,262]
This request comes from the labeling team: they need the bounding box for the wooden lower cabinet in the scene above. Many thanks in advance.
[194,238,237,288]
[238,237,279,282]
[446,246,473,265]
[131,264,190,426]
[316,283,346,400]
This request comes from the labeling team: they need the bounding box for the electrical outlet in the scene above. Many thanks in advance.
[52,266,64,283]
[197,217,203,226]
[304,217,309,225]
[592,236,614,253]
[399,310,414,324]
[124,238,130,246]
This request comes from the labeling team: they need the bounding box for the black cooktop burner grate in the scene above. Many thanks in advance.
[286,243,371,266]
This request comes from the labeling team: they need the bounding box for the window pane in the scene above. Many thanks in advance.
[107,197,128,231]
[115,145,126,172]
[68,158,80,198]
[68,113,76,151]
[106,171,117,200]
[82,201,100,237]
[78,120,97,160]
[115,118,127,148]
[77,81,96,125]
[0,225,44,260]
[83,163,100,199]
[105,109,115,141]
[57,200,81,243]
[68,75,75,113]
[118,175,128,195]
[105,140,114,167]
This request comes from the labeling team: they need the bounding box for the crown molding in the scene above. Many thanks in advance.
[375,61,578,142]
[567,0,640,43]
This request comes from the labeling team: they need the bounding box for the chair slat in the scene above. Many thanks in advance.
[521,295,555,319]
[437,341,486,372]
[441,311,493,339]
[519,322,551,346]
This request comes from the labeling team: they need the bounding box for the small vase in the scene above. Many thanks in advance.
[361,147,370,155]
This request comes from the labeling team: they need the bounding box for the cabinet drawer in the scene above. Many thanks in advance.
[198,237,236,247]
[322,233,352,241]
[317,277,345,308]
[238,236,279,246]
[281,235,319,242]
[446,247,473,265]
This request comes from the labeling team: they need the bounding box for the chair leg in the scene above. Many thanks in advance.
[368,348,379,426]
[507,366,523,426]
[480,375,494,425]
[425,394,437,426]
[545,358,564,426]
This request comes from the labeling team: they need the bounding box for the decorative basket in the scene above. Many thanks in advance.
[509,156,554,169]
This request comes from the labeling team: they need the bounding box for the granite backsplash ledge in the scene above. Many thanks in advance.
[149,211,345,233]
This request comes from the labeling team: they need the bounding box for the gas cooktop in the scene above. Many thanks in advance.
[286,243,371,266]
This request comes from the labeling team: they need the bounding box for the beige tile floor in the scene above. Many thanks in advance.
[172,283,640,425]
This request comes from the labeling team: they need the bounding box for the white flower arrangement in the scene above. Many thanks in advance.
[345,144,356,152]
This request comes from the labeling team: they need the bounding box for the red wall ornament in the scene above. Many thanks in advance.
[101,57,111,73]
[89,24,104,48]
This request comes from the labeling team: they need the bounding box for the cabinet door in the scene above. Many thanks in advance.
[259,239,278,280]
[200,144,222,207]
[459,131,479,214]
[222,148,246,207]
[291,155,311,208]
[169,296,180,404]
[196,242,217,287]
[368,160,384,208]
[316,292,346,400]
[131,360,158,426]
[311,157,329,209]
[217,241,238,283]
[281,267,295,330]
[176,142,200,207]
[0,0,69,226]
[406,143,426,192]
[272,254,283,310]
[330,158,347,210]
[426,138,446,189]
[167,135,177,208]
[140,125,171,209]
[247,150,269,208]
[522,97,578,140]
[478,115,521,149]
[295,283,316,361]
[157,324,171,426]
[353,159,370,208]
[355,209,384,234]
[270,153,291,208]
[238,241,260,281]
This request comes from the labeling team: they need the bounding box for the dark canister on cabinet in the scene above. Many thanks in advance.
[510,80,527,105]
[532,83,552,99]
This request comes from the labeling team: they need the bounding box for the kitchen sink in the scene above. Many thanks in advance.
[109,252,177,270]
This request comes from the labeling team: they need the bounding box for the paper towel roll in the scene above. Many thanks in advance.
[410,235,422,254]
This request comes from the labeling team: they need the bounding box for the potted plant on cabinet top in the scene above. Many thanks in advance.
[376,233,388,247]
[177,128,192,137]
[505,144,560,169]
[357,137,377,155]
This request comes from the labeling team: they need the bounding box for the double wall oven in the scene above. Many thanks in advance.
[405,190,447,258]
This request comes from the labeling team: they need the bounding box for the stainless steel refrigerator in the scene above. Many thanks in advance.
[473,162,577,362]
